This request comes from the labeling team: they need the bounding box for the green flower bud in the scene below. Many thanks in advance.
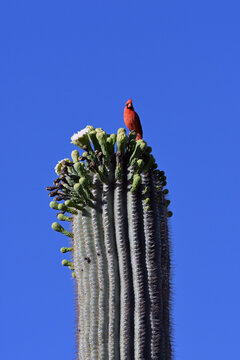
[62,259,74,270]
[135,159,144,173]
[50,201,59,210]
[79,177,88,189]
[78,177,94,198]
[107,134,117,154]
[52,222,64,232]
[52,222,73,237]
[87,126,101,151]
[74,182,94,206]
[73,183,81,193]
[144,186,149,194]
[57,203,67,211]
[62,259,71,266]
[58,203,78,215]
[144,197,150,205]
[71,150,80,163]
[131,173,141,193]
[60,247,73,253]
[57,213,72,221]
[74,162,87,177]
[82,152,88,158]
[130,140,147,165]
[96,130,108,156]
[127,132,137,154]
[65,200,83,211]
[115,165,122,180]
[117,128,128,154]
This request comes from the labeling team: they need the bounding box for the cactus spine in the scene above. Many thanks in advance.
[47,126,172,359]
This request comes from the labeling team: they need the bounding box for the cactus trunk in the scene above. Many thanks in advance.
[47,126,172,359]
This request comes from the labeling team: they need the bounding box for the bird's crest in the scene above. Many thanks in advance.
[125,99,133,109]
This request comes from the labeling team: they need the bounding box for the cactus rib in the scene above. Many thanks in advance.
[114,174,134,359]
[91,175,109,359]
[156,178,172,359]
[73,212,88,359]
[81,207,99,359]
[102,179,120,360]
[127,168,151,359]
[75,212,91,359]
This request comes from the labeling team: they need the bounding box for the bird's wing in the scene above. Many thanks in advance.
[135,112,143,137]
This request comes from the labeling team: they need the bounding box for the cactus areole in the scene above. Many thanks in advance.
[47,126,173,360]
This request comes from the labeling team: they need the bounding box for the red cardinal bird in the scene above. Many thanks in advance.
[124,99,143,140]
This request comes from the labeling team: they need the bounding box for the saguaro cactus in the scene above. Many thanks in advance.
[47,126,172,360]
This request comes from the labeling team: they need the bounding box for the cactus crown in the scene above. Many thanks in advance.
[47,126,169,210]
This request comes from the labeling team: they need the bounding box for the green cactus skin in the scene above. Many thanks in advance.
[47,126,172,360]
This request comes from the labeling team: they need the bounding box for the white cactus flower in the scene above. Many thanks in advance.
[71,127,91,148]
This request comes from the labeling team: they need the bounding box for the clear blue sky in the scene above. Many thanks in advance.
[1,1,240,359]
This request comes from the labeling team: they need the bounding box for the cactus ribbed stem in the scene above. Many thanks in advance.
[91,176,109,359]
[114,172,134,360]
[73,212,90,359]
[150,173,166,358]
[47,125,173,360]
[142,173,161,360]
[81,208,99,359]
[127,185,150,359]
[157,184,172,359]
[72,215,84,357]
[102,179,120,360]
